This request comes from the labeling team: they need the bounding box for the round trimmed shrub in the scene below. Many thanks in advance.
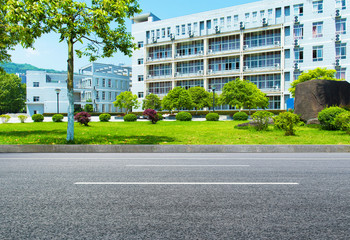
[99,113,111,122]
[273,112,300,136]
[32,114,44,122]
[206,113,219,121]
[157,113,163,121]
[176,112,192,121]
[52,114,64,122]
[233,112,249,121]
[124,113,137,122]
[335,111,350,133]
[74,111,91,126]
[18,115,28,123]
[318,107,346,130]
[0,114,11,123]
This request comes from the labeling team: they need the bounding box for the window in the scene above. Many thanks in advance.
[108,79,111,88]
[96,91,99,100]
[176,60,204,75]
[137,41,143,48]
[149,44,172,60]
[252,12,257,22]
[138,75,144,82]
[245,13,250,23]
[181,24,186,35]
[268,96,281,110]
[227,16,232,28]
[285,49,290,59]
[156,29,160,39]
[312,22,323,38]
[176,80,204,90]
[209,57,240,73]
[177,40,204,57]
[294,70,301,81]
[336,0,346,10]
[209,35,240,52]
[167,27,171,37]
[234,15,239,26]
[213,18,218,27]
[312,46,323,61]
[149,82,172,95]
[294,48,304,63]
[294,4,304,16]
[138,58,143,65]
[209,77,235,92]
[193,22,198,34]
[109,92,112,101]
[102,79,106,87]
[176,25,180,36]
[285,72,291,82]
[96,78,99,86]
[336,43,347,59]
[148,64,172,77]
[260,10,265,18]
[188,23,192,34]
[243,52,281,69]
[102,91,106,100]
[285,26,291,36]
[285,6,290,16]
[33,82,39,87]
[33,96,40,102]
[313,1,323,13]
[220,17,225,27]
[138,92,144,98]
[336,68,346,79]
[244,29,281,48]
[336,18,346,34]
[162,28,166,38]
[151,30,155,38]
[245,74,281,90]
[268,9,273,20]
[294,24,304,39]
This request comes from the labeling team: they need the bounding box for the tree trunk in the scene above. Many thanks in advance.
[66,36,74,142]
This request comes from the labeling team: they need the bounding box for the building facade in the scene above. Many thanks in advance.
[26,63,131,115]
[131,0,349,110]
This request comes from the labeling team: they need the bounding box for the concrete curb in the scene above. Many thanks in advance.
[0,145,349,153]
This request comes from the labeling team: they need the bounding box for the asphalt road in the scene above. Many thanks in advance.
[1,153,350,239]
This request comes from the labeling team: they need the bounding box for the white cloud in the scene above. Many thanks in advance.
[24,48,40,57]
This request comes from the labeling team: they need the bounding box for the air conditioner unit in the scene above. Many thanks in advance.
[294,16,299,24]
[170,33,175,41]
[335,9,341,18]
[147,57,152,61]
[335,34,341,42]
[243,45,249,50]
[152,37,157,43]
[208,49,213,54]
[274,63,280,68]
[262,18,268,27]
[274,41,280,46]
[215,26,221,34]
[294,39,299,47]
[148,75,152,78]
[176,53,181,57]
[209,69,213,74]
[199,50,204,55]
[294,62,299,70]
[243,66,248,71]
[335,59,341,67]
[198,70,203,75]
[240,21,245,30]
[189,31,194,38]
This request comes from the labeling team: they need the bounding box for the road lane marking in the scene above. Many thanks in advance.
[74,182,299,185]
[126,165,250,167]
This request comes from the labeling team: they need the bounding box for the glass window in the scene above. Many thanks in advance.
[220,17,225,27]
[162,28,166,38]
[336,18,346,34]
[234,15,239,26]
[245,74,281,90]
[176,40,204,57]
[138,75,144,82]
[138,92,144,98]
[294,24,304,39]
[313,1,323,13]
[245,13,250,23]
[176,25,180,36]
[137,41,143,48]
[209,57,240,73]
[260,10,265,18]
[156,29,160,39]
[108,79,111,88]
[227,16,232,28]
[275,8,281,18]
[285,26,290,36]
[138,58,144,65]
[312,46,323,62]
[284,6,290,16]
[285,49,290,59]
[167,27,171,37]
[213,18,218,27]
[33,82,39,87]
[294,48,304,63]
[176,80,204,90]
[149,82,172,96]
[209,35,240,53]
[336,0,346,10]
[102,91,105,100]
[294,4,304,16]
[268,9,273,20]
[336,68,346,79]
[148,64,172,78]
[102,79,106,87]
[176,60,204,76]
[312,22,323,38]
[33,96,40,102]
[96,78,99,86]
[336,43,347,59]
[252,12,257,22]
[285,72,291,82]
[181,24,186,35]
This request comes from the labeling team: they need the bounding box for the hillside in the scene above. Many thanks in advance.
[0,62,66,74]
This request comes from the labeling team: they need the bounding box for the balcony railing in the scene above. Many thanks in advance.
[207,69,240,75]
[175,71,204,78]
[147,74,172,80]
[243,64,281,72]
[146,56,172,62]
[175,51,204,59]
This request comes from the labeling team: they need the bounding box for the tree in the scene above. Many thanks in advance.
[207,91,220,111]
[162,87,193,112]
[220,78,268,114]
[5,0,141,141]
[0,73,26,114]
[289,68,342,97]
[142,94,162,110]
[188,86,210,113]
[113,91,139,114]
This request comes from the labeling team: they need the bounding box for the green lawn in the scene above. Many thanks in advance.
[0,121,349,145]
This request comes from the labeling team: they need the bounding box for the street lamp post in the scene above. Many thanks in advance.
[55,88,61,114]
[212,85,216,112]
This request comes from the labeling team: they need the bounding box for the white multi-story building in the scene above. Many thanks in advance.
[26,63,131,115]
[131,0,349,110]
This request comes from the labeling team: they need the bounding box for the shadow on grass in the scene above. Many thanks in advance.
[73,135,176,145]
[0,129,66,137]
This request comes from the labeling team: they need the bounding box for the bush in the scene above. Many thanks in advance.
[335,112,350,134]
[206,113,219,121]
[233,112,249,121]
[143,109,158,124]
[74,111,91,126]
[17,115,28,123]
[318,107,346,130]
[32,114,44,122]
[99,113,111,122]
[124,113,137,122]
[252,111,274,131]
[84,104,93,112]
[0,114,11,123]
[176,112,192,121]
[274,112,300,136]
[52,114,64,122]
[157,113,163,121]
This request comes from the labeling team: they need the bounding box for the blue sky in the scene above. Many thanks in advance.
[10,0,258,71]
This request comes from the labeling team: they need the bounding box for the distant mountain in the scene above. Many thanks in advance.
[0,62,66,74]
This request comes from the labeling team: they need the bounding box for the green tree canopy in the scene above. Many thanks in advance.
[289,68,342,97]
[142,93,162,110]
[162,87,193,112]
[220,78,269,114]
[5,0,141,141]
[114,91,139,114]
[0,73,26,114]
[188,86,210,112]
[207,91,220,111]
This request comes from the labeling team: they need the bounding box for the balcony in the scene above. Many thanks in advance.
[175,71,204,78]
[207,69,240,76]
[243,41,281,51]
[146,74,172,80]
[175,51,204,60]
[243,64,281,72]
[146,56,172,63]
[207,48,240,56]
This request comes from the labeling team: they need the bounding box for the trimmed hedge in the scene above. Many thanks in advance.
[233,112,248,121]
[318,107,346,130]
[99,113,111,122]
[206,113,219,121]
[52,114,64,122]
[124,114,137,122]
[176,112,192,121]
[32,114,44,122]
